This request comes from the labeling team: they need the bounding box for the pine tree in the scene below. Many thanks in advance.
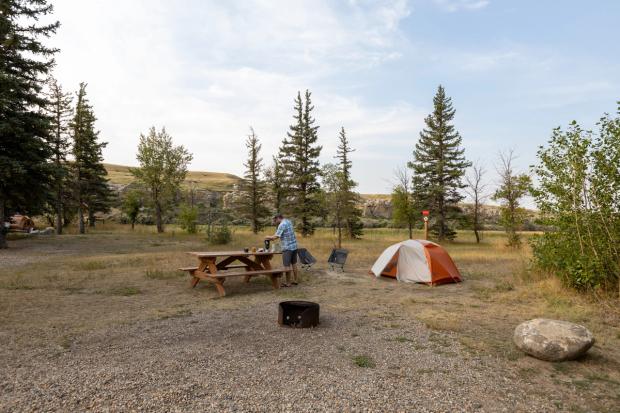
[237,127,269,233]
[409,85,471,241]
[335,127,363,239]
[278,90,322,236]
[264,156,285,213]
[45,77,73,235]
[0,0,59,248]
[71,83,111,234]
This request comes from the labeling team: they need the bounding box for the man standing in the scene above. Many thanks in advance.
[265,214,299,287]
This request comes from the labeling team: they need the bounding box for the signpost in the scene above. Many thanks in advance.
[422,210,429,240]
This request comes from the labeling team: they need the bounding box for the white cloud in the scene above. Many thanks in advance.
[49,0,417,193]
[433,0,490,12]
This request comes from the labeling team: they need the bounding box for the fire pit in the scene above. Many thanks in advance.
[278,301,320,328]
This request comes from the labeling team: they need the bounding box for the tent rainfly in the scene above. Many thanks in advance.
[371,239,462,285]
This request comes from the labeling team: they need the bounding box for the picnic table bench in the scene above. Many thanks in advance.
[179,251,285,297]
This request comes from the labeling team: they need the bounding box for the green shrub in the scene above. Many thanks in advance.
[208,224,232,245]
[178,204,198,234]
[532,108,620,294]
[352,355,375,368]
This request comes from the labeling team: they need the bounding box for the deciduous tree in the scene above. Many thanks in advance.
[464,161,488,243]
[392,167,416,239]
[131,127,193,233]
[492,151,530,248]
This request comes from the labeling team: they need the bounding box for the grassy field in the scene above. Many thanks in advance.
[1,225,619,411]
[104,163,242,191]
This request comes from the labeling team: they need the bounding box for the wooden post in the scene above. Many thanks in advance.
[422,210,430,241]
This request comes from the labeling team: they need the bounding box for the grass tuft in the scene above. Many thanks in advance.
[352,355,375,368]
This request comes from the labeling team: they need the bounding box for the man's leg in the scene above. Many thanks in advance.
[292,263,299,283]
[282,250,292,286]
[290,249,299,284]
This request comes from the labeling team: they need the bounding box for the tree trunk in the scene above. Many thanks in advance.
[473,205,480,243]
[78,203,85,234]
[55,184,63,235]
[0,197,7,249]
[408,222,413,239]
[336,215,342,249]
[131,221,135,230]
[88,209,96,228]
[155,201,164,233]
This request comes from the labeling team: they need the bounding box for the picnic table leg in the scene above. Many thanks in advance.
[205,258,227,296]
[190,270,200,288]
[213,278,226,297]
[270,273,280,289]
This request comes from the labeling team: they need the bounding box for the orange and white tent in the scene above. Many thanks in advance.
[371,239,462,285]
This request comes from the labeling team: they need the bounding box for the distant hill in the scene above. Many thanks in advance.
[104,163,242,192]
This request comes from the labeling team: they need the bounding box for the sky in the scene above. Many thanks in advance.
[50,0,620,196]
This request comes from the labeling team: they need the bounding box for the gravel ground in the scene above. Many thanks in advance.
[1,302,569,412]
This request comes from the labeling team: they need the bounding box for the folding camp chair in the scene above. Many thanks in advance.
[297,248,317,270]
[327,248,348,272]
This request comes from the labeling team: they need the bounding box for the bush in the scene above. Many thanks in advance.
[531,108,620,294]
[178,204,198,234]
[208,224,232,245]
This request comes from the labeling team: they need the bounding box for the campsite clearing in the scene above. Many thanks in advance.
[1,225,619,412]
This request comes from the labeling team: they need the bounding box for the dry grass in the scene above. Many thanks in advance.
[1,223,619,410]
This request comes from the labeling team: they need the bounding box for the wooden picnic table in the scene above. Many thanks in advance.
[179,251,285,297]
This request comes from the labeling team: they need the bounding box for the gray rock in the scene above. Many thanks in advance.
[514,318,594,361]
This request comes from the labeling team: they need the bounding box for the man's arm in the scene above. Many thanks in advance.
[265,222,283,241]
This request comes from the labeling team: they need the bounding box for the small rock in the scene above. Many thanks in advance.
[513,318,594,361]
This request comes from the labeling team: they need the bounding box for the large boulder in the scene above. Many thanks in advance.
[514,318,594,361]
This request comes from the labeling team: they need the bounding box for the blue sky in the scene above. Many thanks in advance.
[52,0,620,195]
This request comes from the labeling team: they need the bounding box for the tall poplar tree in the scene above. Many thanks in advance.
[0,0,59,248]
[409,85,471,241]
[45,77,73,235]
[71,83,111,234]
[237,127,269,233]
[335,127,363,238]
[278,90,322,236]
[131,127,192,233]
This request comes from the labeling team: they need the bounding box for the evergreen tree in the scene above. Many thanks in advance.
[71,83,111,234]
[45,77,73,235]
[0,0,59,248]
[264,156,285,213]
[131,127,192,233]
[278,90,322,236]
[335,127,363,239]
[409,85,471,241]
[237,127,269,233]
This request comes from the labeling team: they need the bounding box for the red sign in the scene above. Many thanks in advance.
[422,210,430,216]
